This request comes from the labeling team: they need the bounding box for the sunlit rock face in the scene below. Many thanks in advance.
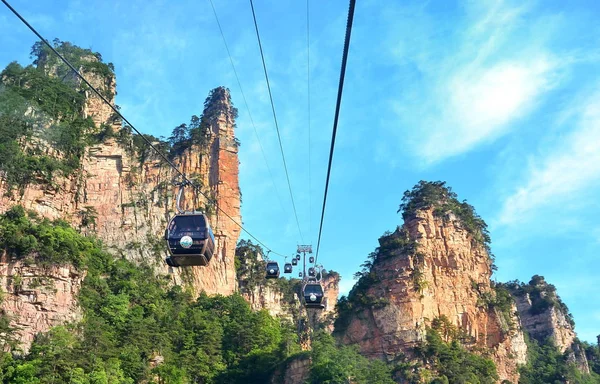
[336,208,527,383]
[0,55,242,349]
[511,279,590,373]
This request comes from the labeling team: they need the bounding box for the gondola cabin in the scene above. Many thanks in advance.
[299,272,303,278]
[291,258,298,266]
[266,261,280,279]
[296,254,301,261]
[308,267,316,277]
[284,263,293,273]
[164,213,215,267]
[309,256,314,263]
[303,282,325,309]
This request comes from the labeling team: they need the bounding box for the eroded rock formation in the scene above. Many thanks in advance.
[0,55,241,350]
[336,208,527,383]
[0,257,84,352]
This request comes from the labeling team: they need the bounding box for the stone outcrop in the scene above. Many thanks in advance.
[0,82,241,296]
[336,208,527,383]
[0,55,242,349]
[512,281,590,373]
[0,257,84,352]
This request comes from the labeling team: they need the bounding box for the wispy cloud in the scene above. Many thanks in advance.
[498,89,600,225]
[381,0,564,165]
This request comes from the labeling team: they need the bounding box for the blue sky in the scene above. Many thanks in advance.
[1,0,599,342]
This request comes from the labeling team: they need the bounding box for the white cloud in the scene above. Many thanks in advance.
[499,90,600,225]
[383,1,564,165]
[420,56,557,162]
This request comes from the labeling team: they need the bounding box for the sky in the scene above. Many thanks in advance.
[1,0,599,343]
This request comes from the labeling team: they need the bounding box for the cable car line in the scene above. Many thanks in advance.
[314,0,356,265]
[307,0,313,242]
[207,0,287,218]
[1,0,288,259]
[249,0,305,244]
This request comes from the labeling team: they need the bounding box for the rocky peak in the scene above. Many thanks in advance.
[1,43,243,351]
[335,181,527,383]
[507,275,590,373]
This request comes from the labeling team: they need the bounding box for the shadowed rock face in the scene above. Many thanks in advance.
[336,208,527,383]
[0,56,241,350]
[0,259,84,353]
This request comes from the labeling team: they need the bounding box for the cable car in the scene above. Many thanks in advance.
[165,212,215,267]
[299,272,303,278]
[308,267,316,277]
[296,253,301,261]
[284,263,293,273]
[303,281,325,309]
[291,258,298,266]
[266,261,280,279]
[309,256,314,263]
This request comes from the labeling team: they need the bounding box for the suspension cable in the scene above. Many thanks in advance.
[207,0,287,218]
[249,0,305,244]
[1,0,287,258]
[307,0,313,241]
[314,0,356,264]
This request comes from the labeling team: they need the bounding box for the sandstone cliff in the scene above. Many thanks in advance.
[335,186,527,383]
[509,276,590,373]
[0,258,84,353]
[0,48,241,350]
[236,242,340,325]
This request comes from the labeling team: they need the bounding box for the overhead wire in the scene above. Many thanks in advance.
[307,0,313,242]
[314,0,356,264]
[1,0,288,259]
[249,0,305,244]
[207,0,288,219]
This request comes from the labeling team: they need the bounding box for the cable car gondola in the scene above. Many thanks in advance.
[299,271,303,278]
[165,212,215,267]
[164,179,216,267]
[284,263,293,273]
[295,253,301,261]
[303,281,325,309]
[308,267,316,277]
[309,256,314,263]
[266,261,280,279]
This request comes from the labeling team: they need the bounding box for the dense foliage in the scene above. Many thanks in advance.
[519,336,600,384]
[389,316,499,384]
[399,181,492,254]
[0,40,116,190]
[0,208,301,383]
[306,332,395,384]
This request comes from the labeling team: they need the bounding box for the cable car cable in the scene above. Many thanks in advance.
[1,0,288,259]
[306,0,313,242]
[314,0,356,265]
[249,0,304,244]
[207,0,287,218]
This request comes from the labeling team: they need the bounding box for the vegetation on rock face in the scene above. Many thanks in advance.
[392,316,499,384]
[519,335,600,384]
[398,181,494,267]
[235,239,304,319]
[0,208,301,383]
[0,40,114,191]
[307,332,395,384]
[506,275,575,328]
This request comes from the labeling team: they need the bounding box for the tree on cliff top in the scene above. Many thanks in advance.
[398,181,492,250]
